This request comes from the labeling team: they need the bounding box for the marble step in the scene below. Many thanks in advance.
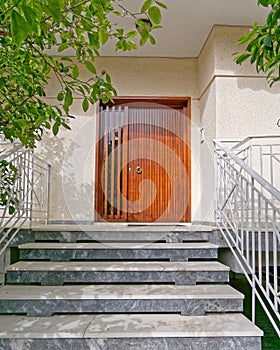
[32,225,226,246]
[18,242,218,261]
[0,313,263,350]
[0,284,243,317]
[5,261,230,286]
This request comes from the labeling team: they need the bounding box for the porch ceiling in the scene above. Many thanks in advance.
[99,0,269,58]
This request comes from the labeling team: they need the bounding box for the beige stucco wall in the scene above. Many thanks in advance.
[40,58,203,223]
[197,25,280,223]
[213,26,280,139]
[38,25,280,224]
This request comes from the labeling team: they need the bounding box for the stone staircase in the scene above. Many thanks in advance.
[0,226,263,349]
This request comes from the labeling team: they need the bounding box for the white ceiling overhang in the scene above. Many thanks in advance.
[99,0,269,57]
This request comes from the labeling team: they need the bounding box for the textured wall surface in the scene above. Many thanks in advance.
[38,26,280,223]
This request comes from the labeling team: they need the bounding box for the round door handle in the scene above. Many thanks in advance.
[136,166,142,174]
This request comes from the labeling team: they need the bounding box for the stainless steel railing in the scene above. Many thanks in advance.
[0,141,50,257]
[214,137,280,337]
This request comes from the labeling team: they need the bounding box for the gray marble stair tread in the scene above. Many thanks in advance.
[0,284,243,300]
[18,242,218,249]
[0,313,263,338]
[5,261,230,272]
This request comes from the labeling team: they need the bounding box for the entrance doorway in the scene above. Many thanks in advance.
[95,97,191,222]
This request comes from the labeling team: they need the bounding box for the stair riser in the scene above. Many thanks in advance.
[0,337,262,350]
[6,270,229,286]
[0,298,243,317]
[19,248,217,261]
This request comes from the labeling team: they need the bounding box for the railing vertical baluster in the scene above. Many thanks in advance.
[234,168,238,241]
[214,149,218,221]
[265,201,270,298]
[270,145,273,189]
[29,150,34,226]
[273,210,278,312]
[240,177,244,255]
[251,179,256,323]
[257,194,262,285]
[246,180,250,264]
[260,145,263,179]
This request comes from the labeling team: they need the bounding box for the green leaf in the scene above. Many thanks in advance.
[126,30,138,39]
[99,28,109,44]
[52,121,60,136]
[84,61,97,74]
[140,36,148,46]
[258,0,270,7]
[81,19,93,32]
[149,34,156,45]
[151,25,163,30]
[155,1,168,9]
[72,65,79,79]
[61,57,73,62]
[113,11,122,16]
[61,122,71,130]
[238,29,257,45]
[11,10,30,46]
[22,5,41,35]
[57,92,64,101]
[140,27,149,43]
[264,33,272,47]
[135,19,146,28]
[106,73,111,83]
[148,6,162,24]
[43,0,63,22]
[250,46,259,64]
[88,32,99,49]
[234,53,251,64]
[64,88,73,111]
[82,98,89,112]
[141,0,153,13]
[58,43,69,52]
[9,206,16,215]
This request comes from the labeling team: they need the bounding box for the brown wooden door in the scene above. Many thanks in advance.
[95,98,191,223]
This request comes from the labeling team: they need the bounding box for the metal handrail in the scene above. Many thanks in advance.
[232,134,280,150]
[214,140,280,200]
[214,137,280,337]
[0,142,50,258]
[0,144,22,161]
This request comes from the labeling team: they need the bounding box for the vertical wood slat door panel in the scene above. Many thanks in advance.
[110,106,115,217]
[103,106,109,219]
[116,106,122,218]
[121,106,129,220]
[95,98,191,222]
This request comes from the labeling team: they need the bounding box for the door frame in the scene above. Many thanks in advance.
[94,96,191,222]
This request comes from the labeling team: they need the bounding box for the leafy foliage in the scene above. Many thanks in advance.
[0,160,19,214]
[234,0,280,86]
[0,0,166,148]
